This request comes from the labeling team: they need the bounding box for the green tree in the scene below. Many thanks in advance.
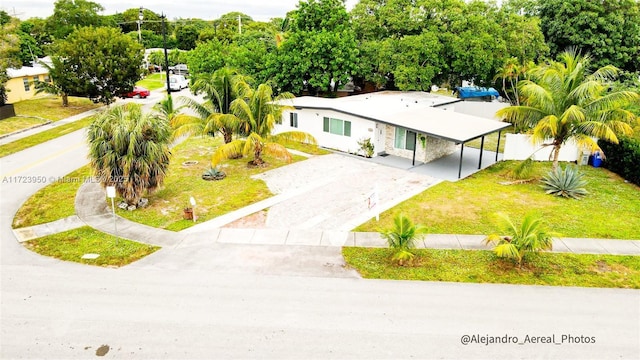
[380,213,426,266]
[46,0,105,39]
[0,13,21,105]
[174,24,199,50]
[51,26,144,105]
[537,0,640,73]
[484,213,553,266]
[497,50,639,170]
[269,0,359,94]
[34,57,73,106]
[174,67,251,143]
[186,40,227,76]
[211,83,316,167]
[87,103,171,206]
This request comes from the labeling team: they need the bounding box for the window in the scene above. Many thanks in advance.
[23,78,30,91]
[323,117,351,136]
[44,75,51,83]
[394,127,416,151]
[290,112,298,128]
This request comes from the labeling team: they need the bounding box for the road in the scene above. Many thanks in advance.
[1,92,638,359]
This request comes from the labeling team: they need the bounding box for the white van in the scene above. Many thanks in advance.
[169,75,189,92]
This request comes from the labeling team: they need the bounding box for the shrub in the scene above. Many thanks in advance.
[541,165,588,199]
[484,213,554,266]
[357,137,375,158]
[598,137,640,186]
[202,167,226,181]
[380,214,426,266]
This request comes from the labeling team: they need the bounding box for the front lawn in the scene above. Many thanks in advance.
[343,247,640,289]
[355,161,640,239]
[115,136,310,231]
[137,73,169,91]
[13,165,92,228]
[13,95,101,121]
[0,117,49,136]
[25,226,159,267]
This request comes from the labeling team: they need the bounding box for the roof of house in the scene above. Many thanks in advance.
[278,91,511,143]
[6,57,52,78]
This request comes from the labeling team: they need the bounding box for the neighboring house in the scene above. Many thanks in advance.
[275,91,511,176]
[5,58,52,104]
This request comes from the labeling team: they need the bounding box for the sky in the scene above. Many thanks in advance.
[2,0,358,22]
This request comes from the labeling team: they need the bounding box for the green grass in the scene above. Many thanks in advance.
[281,139,331,155]
[137,73,169,91]
[0,116,93,158]
[0,117,49,136]
[355,161,640,239]
[24,226,159,267]
[343,247,640,289]
[115,136,308,231]
[13,95,100,121]
[13,165,92,228]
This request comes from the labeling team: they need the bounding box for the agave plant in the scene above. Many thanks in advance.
[380,214,427,266]
[541,165,588,199]
[202,167,226,181]
[484,213,554,266]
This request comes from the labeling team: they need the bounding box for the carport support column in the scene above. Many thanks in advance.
[495,130,502,161]
[478,136,485,169]
[412,135,417,166]
[458,143,465,179]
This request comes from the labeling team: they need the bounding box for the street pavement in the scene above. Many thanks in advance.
[1,91,639,359]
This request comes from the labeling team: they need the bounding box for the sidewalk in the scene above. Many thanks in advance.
[14,180,640,256]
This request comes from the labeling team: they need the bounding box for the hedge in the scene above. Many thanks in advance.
[598,137,640,186]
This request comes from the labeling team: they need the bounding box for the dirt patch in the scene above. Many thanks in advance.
[223,210,268,228]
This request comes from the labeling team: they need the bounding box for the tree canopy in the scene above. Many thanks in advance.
[51,26,144,105]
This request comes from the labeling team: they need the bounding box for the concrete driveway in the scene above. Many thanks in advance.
[251,153,440,231]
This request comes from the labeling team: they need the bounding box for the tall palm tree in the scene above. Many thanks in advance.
[175,67,251,143]
[211,83,316,167]
[496,50,639,171]
[87,103,172,206]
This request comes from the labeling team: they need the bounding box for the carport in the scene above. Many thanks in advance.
[380,106,512,178]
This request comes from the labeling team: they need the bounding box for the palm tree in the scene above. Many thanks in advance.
[484,213,554,266]
[176,67,251,143]
[380,214,427,266]
[34,57,70,106]
[496,50,639,171]
[211,83,316,167]
[87,103,172,206]
[493,57,533,106]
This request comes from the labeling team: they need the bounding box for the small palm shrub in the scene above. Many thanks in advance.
[541,165,588,199]
[380,214,427,266]
[510,157,535,180]
[484,213,554,266]
[202,167,226,181]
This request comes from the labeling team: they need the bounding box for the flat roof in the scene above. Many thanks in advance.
[279,91,511,143]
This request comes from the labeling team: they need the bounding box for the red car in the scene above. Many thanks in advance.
[122,86,151,98]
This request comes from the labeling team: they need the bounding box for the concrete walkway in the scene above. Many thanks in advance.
[13,179,640,256]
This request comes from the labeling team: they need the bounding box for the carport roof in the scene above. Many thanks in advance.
[279,91,511,143]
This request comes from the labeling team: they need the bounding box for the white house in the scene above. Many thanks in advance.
[275,91,511,176]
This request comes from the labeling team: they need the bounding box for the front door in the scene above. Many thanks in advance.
[375,123,386,154]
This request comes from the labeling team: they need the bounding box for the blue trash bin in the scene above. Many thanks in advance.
[592,151,603,168]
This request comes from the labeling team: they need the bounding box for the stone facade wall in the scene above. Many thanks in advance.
[383,124,456,163]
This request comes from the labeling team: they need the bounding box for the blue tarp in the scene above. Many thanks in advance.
[456,87,500,99]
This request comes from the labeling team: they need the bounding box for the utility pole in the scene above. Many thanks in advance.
[137,7,143,44]
[238,14,242,34]
[162,13,171,95]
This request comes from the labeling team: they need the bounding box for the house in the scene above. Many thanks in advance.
[275,91,511,178]
[5,58,52,104]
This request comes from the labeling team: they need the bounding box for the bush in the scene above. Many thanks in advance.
[599,137,640,186]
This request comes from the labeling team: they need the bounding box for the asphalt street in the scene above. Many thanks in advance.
[1,92,638,359]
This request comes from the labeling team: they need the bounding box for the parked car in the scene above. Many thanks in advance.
[169,75,189,92]
[169,64,188,76]
[122,86,151,98]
